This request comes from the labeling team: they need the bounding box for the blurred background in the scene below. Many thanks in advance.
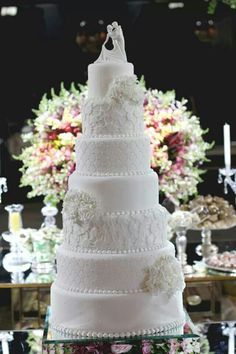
[0,0,236,204]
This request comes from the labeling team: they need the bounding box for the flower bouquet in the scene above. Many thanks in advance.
[143,86,213,205]
[16,80,212,206]
[16,83,84,206]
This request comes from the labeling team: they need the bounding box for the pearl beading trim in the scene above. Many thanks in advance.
[82,133,144,139]
[64,243,167,255]
[62,204,162,217]
[102,207,159,216]
[76,170,150,177]
[77,135,147,142]
[51,319,184,339]
[56,285,145,294]
[63,205,161,217]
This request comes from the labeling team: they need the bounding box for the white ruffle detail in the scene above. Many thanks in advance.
[142,255,185,299]
[82,75,144,137]
[63,190,97,226]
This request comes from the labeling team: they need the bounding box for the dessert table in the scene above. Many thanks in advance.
[1,202,236,329]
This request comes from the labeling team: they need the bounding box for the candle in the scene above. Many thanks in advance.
[224,123,231,170]
[9,212,22,233]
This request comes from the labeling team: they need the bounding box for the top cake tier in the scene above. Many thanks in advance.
[88,62,133,99]
[82,62,145,137]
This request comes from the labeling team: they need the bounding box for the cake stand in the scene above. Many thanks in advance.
[42,307,200,354]
[194,222,236,261]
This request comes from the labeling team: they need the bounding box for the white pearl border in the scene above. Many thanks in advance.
[76,170,150,177]
[63,202,165,219]
[51,319,184,339]
[83,133,144,139]
[65,243,167,255]
[56,286,145,294]
[103,205,164,216]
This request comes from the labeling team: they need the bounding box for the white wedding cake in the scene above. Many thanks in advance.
[51,22,185,338]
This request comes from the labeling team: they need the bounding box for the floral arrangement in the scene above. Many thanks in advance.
[26,330,43,354]
[168,210,201,231]
[208,0,236,14]
[16,81,212,206]
[143,87,213,205]
[19,226,63,263]
[42,337,201,354]
[16,83,84,206]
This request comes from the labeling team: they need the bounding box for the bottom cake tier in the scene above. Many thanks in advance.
[50,284,185,337]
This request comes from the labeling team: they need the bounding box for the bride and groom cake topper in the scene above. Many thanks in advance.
[95,21,127,63]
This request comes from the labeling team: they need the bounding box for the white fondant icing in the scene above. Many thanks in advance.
[88,62,133,99]
[68,172,159,212]
[75,136,151,176]
[63,204,169,252]
[55,242,175,292]
[51,285,185,335]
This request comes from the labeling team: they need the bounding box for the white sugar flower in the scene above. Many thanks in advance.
[109,75,144,105]
[63,190,97,225]
[142,255,185,299]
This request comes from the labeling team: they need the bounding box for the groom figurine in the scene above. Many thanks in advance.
[95,21,127,63]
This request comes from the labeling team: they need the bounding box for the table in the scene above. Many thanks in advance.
[1,203,236,329]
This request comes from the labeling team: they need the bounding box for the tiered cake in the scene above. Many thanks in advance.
[51,22,185,338]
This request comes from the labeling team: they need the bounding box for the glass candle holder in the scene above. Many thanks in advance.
[5,204,24,234]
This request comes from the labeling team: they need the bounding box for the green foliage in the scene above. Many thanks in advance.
[208,0,236,14]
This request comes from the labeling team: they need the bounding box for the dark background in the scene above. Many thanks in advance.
[0,0,236,206]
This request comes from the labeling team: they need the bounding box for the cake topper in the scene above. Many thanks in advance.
[95,21,127,63]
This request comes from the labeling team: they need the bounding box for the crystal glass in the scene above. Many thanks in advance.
[5,204,23,234]
[175,226,194,275]
[2,204,32,275]
[2,252,31,283]
[30,203,61,274]
[195,228,218,261]
[41,204,58,228]
[169,210,198,274]
[4,204,24,254]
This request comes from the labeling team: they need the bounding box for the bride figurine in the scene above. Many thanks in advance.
[95,21,127,63]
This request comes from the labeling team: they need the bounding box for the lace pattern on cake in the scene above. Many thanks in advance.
[141,255,185,299]
[63,203,169,252]
[75,136,150,175]
[82,75,144,136]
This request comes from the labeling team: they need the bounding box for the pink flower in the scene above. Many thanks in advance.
[84,345,101,354]
[141,340,152,354]
[183,323,191,334]
[111,344,133,353]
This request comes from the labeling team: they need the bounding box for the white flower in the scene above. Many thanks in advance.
[142,255,185,299]
[63,190,97,225]
[169,210,200,231]
[58,132,76,146]
[109,75,144,105]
